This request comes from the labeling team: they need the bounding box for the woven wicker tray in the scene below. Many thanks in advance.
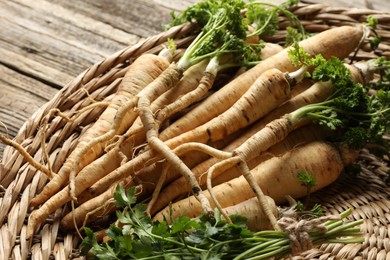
[0,1,389,259]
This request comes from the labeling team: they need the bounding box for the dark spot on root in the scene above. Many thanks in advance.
[192,187,201,195]
[206,128,212,139]
[242,110,251,123]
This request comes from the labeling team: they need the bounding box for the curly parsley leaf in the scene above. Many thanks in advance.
[288,47,389,148]
[246,4,279,37]
[285,26,304,46]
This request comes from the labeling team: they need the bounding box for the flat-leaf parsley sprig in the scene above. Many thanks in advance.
[80,186,363,260]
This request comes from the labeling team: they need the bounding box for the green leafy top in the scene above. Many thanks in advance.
[167,0,304,70]
[245,4,279,37]
[366,15,379,29]
[344,89,390,148]
[167,0,220,29]
[166,0,246,30]
[294,201,324,218]
[166,0,300,38]
[285,26,305,46]
[175,0,256,70]
[81,186,254,259]
[369,57,390,91]
[288,46,390,149]
[365,15,381,50]
[288,42,327,68]
[247,0,305,39]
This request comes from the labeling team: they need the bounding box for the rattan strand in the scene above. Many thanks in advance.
[0,2,389,259]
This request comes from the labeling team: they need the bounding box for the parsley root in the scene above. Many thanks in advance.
[30,53,170,207]
[153,141,359,222]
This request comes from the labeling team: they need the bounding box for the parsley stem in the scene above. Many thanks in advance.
[147,233,207,254]
[247,1,305,37]
[322,219,364,238]
[253,230,285,237]
[233,238,287,259]
[246,245,291,260]
[247,9,277,38]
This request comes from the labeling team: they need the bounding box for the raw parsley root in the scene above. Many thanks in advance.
[221,196,277,232]
[135,65,307,229]
[160,66,304,147]
[30,53,171,207]
[151,117,331,216]
[154,141,360,223]
[206,124,334,190]
[57,0,259,209]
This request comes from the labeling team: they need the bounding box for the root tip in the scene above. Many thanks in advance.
[29,198,39,208]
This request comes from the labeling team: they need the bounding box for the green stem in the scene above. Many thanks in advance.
[178,13,228,69]
[347,107,390,117]
[323,220,364,238]
[289,100,336,122]
[138,251,199,260]
[247,1,305,37]
[253,230,285,238]
[247,10,277,37]
[233,238,287,260]
[178,30,206,69]
[246,245,291,260]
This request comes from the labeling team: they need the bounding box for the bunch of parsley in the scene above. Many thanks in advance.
[166,0,302,39]
[80,186,363,260]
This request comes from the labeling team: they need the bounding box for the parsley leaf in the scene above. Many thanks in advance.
[81,186,363,259]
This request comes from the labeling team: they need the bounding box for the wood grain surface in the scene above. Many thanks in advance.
[0,0,389,156]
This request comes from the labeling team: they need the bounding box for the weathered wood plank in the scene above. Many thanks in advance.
[0,65,58,154]
[0,0,136,84]
[315,0,390,11]
[10,0,141,47]
[151,0,199,11]
[51,0,175,38]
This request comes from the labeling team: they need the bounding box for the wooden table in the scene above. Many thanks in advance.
[1,0,390,156]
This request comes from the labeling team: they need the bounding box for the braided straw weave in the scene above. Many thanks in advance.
[0,1,389,259]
